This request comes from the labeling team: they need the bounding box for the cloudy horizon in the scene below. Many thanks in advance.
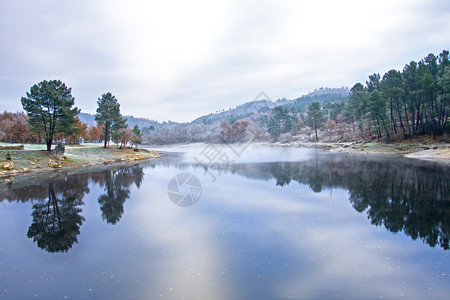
[1,0,449,123]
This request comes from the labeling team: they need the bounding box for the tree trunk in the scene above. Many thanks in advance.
[46,139,52,151]
[396,100,406,139]
[314,117,318,140]
[381,117,390,139]
[403,100,412,140]
[390,98,397,134]
[103,125,109,148]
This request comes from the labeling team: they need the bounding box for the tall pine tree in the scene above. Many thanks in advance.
[21,80,80,151]
[95,92,126,148]
[306,102,326,140]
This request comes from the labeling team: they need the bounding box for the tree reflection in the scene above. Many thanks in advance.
[26,174,89,253]
[27,182,85,253]
[0,164,144,252]
[229,154,450,250]
[97,166,144,224]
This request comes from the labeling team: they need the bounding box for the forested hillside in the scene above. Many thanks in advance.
[144,88,348,144]
[143,51,449,144]
[344,51,449,140]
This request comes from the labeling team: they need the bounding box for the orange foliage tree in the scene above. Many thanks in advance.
[0,111,32,143]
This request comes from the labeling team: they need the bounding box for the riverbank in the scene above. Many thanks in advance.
[0,144,161,184]
[1,138,448,187]
[267,137,450,165]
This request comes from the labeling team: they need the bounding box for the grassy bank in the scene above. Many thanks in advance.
[0,144,161,180]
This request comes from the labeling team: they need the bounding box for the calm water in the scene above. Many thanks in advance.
[1,145,449,300]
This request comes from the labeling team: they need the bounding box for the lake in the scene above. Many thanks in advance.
[1,145,449,300]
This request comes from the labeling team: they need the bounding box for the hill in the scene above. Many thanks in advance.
[78,87,349,129]
[191,87,349,125]
[78,112,176,129]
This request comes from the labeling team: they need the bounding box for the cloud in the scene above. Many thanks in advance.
[1,0,450,122]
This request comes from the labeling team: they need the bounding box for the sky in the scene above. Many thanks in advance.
[1,0,450,123]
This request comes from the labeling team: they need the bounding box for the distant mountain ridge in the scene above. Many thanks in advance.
[78,112,170,129]
[79,87,349,128]
[192,86,349,125]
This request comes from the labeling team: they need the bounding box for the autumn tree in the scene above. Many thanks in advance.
[21,80,80,151]
[220,120,233,142]
[219,120,249,143]
[70,117,88,144]
[88,125,101,143]
[0,111,32,143]
[95,92,126,148]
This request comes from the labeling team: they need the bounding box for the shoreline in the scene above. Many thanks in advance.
[257,140,450,165]
[150,140,449,165]
[0,144,161,189]
[1,140,449,188]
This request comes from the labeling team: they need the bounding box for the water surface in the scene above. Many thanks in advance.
[1,145,449,299]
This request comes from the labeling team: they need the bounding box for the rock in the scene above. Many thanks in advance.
[48,162,62,168]
[2,162,14,170]
[29,162,36,165]
[52,142,65,155]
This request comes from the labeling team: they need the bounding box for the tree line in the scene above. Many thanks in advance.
[264,50,450,142]
[343,50,450,140]
[145,50,449,144]
[3,80,143,151]
[3,50,448,147]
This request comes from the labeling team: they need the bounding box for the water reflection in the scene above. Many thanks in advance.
[1,151,449,254]
[97,166,144,224]
[224,154,450,250]
[145,150,450,250]
[0,165,144,252]
[27,179,86,253]
[1,148,450,299]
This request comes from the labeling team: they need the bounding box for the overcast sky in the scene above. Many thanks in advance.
[1,0,449,122]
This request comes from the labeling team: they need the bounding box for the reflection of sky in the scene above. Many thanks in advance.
[127,162,450,299]
[1,148,450,299]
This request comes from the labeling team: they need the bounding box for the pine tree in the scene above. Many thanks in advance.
[95,93,126,148]
[131,125,142,148]
[21,80,80,151]
[306,102,326,140]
